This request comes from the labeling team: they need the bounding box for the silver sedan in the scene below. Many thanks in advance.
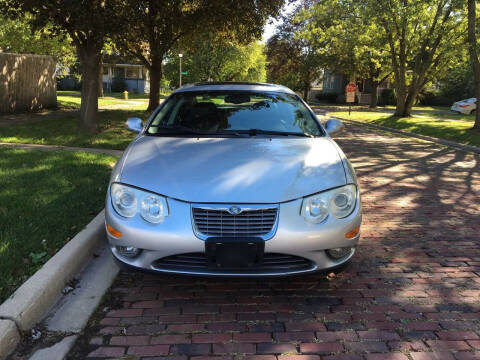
[105,82,362,276]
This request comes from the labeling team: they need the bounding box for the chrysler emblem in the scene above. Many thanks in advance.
[228,206,242,215]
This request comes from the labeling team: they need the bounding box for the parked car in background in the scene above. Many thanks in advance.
[105,82,362,277]
[451,98,476,114]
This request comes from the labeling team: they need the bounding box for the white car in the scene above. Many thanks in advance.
[451,98,476,114]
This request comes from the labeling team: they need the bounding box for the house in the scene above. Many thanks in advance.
[314,70,391,104]
[102,63,150,94]
[58,60,151,94]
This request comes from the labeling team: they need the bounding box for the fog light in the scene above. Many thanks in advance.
[116,246,140,258]
[327,247,352,259]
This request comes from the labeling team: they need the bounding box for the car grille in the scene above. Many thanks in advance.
[192,207,278,238]
[152,253,312,273]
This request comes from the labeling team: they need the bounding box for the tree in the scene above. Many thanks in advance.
[366,0,465,117]
[0,14,76,71]
[112,0,283,111]
[429,54,475,103]
[266,1,323,100]
[266,34,304,93]
[2,0,114,132]
[297,0,392,107]
[164,36,267,86]
[467,0,480,131]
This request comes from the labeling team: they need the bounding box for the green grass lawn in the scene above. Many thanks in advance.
[0,90,164,150]
[332,110,480,147]
[58,90,153,100]
[312,103,451,112]
[57,90,171,110]
[57,91,153,110]
[0,147,117,302]
[0,109,144,150]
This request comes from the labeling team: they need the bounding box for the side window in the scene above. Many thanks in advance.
[148,97,184,131]
[166,98,187,125]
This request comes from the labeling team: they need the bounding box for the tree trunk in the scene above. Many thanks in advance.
[302,77,310,101]
[403,89,418,117]
[369,81,378,109]
[303,85,310,101]
[474,82,480,131]
[147,57,162,111]
[394,90,407,117]
[78,45,102,133]
[98,58,104,98]
[467,0,480,131]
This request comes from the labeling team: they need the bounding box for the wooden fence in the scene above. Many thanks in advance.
[0,53,57,113]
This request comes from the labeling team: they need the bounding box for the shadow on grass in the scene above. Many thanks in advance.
[0,109,149,150]
[57,99,81,109]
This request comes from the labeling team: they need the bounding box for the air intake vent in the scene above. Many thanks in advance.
[152,253,312,273]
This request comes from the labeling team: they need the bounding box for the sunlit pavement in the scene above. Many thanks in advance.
[69,123,480,360]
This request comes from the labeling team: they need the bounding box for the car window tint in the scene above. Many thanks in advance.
[147,91,322,136]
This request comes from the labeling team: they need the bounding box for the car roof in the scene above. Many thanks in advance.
[174,82,296,95]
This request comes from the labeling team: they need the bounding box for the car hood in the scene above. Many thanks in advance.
[119,135,346,203]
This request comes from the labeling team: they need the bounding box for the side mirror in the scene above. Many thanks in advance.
[126,117,143,133]
[325,119,344,137]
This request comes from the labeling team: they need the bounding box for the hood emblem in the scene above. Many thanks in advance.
[228,206,242,215]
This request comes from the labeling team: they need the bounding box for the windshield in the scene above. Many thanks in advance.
[146,91,323,137]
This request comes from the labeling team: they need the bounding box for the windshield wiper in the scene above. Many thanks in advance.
[236,129,314,137]
[152,126,244,137]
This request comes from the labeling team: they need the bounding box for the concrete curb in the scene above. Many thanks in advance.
[45,246,120,333]
[0,320,20,358]
[330,116,480,154]
[0,210,106,359]
[24,245,120,360]
[29,335,79,360]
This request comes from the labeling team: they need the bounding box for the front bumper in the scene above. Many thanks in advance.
[105,194,362,277]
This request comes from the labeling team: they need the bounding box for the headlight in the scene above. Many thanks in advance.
[110,183,169,223]
[111,184,137,218]
[301,184,357,223]
[141,194,167,223]
[330,185,356,218]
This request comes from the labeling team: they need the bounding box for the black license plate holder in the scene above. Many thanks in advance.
[205,238,264,269]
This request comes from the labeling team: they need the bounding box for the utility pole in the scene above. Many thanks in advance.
[179,53,183,87]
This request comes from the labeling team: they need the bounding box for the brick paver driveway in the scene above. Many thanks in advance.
[69,123,480,360]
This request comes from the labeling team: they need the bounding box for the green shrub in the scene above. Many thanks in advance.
[436,64,475,102]
[336,94,346,104]
[57,76,81,91]
[419,89,451,106]
[378,88,396,106]
[315,92,338,103]
[111,77,127,93]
